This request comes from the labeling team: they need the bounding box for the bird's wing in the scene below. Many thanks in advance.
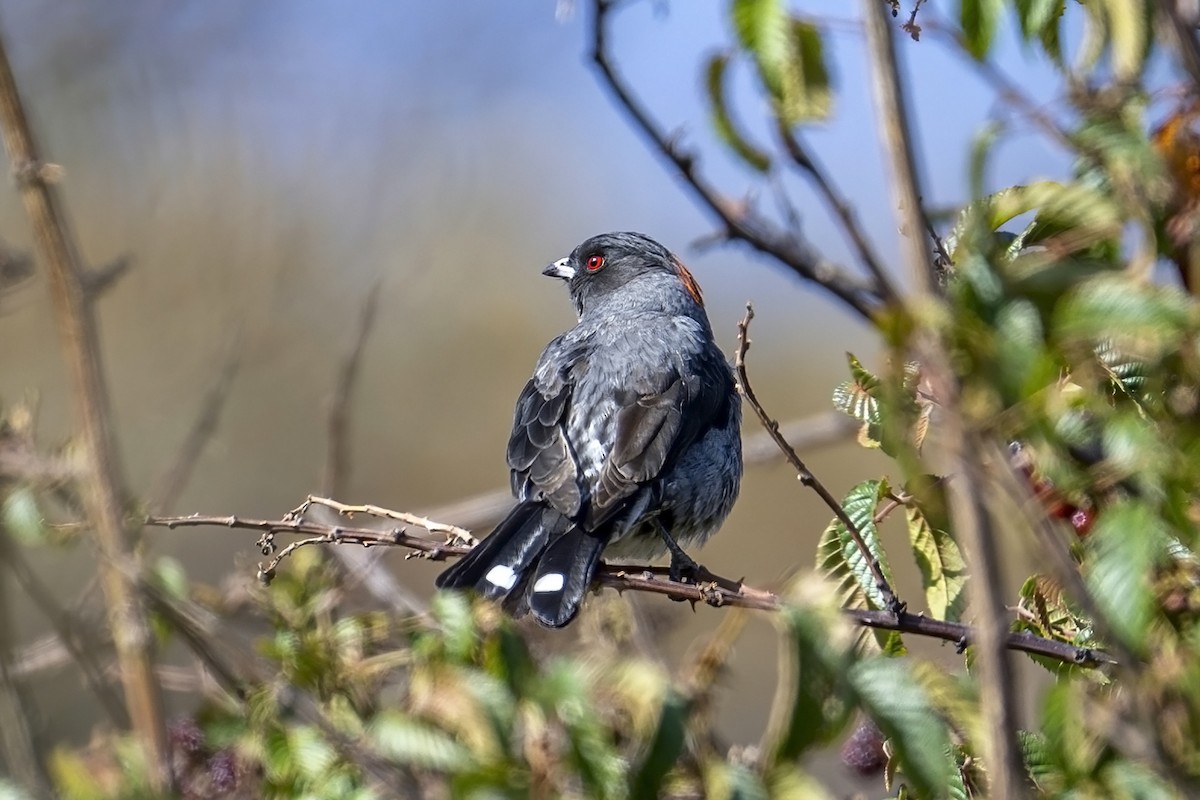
[587,356,732,527]
[506,341,587,518]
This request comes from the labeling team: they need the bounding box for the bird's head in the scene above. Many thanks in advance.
[543,231,704,317]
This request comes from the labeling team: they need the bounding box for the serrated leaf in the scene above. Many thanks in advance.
[778,19,831,123]
[1085,500,1163,650]
[370,712,472,771]
[731,0,831,123]
[705,53,771,173]
[765,592,855,761]
[816,480,894,610]
[849,659,955,798]
[1018,730,1058,789]
[2,487,45,546]
[960,0,1003,59]
[906,506,968,621]
[833,353,883,448]
[630,691,691,800]
[288,725,339,781]
[1055,277,1191,359]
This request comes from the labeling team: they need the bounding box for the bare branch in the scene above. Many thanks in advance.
[0,21,170,786]
[590,0,883,320]
[144,506,1114,669]
[0,525,127,725]
[321,280,381,497]
[149,325,244,514]
[734,304,901,613]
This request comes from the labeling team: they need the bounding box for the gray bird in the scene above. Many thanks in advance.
[436,232,742,627]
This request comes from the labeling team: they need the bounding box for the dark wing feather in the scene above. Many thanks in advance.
[587,362,731,527]
[506,345,587,517]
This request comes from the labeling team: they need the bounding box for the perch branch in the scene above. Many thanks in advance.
[0,21,170,787]
[143,507,1114,669]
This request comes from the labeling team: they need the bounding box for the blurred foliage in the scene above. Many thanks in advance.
[5,0,1200,797]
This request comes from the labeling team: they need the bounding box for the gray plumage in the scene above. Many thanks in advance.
[436,232,742,627]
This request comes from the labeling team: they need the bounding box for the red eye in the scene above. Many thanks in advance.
[586,254,605,272]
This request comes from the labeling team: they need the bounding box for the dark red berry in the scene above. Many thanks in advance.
[841,721,886,776]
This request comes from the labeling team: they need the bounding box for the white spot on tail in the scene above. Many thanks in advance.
[485,565,518,591]
[532,573,565,593]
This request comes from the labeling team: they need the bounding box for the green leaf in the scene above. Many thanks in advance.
[370,711,472,771]
[538,661,624,799]
[832,354,881,426]
[906,505,968,621]
[778,19,832,123]
[849,658,955,798]
[705,53,771,173]
[1013,0,1066,63]
[288,725,339,781]
[430,590,477,663]
[1,487,45,546]
[1101,0,1149,80]
[766,591,855,761]
[960,0,1003,59]
[731,0,831,123]
[1085,499,1163,650]
[816,479,894,609]
[629,691,691,800]
[1055,277,1191,359]
[1018,730,1058,790]
[150,556,190,603]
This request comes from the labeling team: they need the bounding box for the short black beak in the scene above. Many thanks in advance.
[542,257,574,280]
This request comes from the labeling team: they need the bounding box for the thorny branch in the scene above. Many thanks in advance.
[144,498,1114,669]
[733,303,902,614]
[590,0,884,320]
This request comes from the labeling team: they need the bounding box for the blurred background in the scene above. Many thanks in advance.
[0,0,1071,790]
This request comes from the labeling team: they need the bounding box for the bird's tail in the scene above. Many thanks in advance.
[525,524,609,627]
[435,503,565,601]
[435,503,610,628]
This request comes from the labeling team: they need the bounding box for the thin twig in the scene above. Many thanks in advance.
[149,324,244,514]
[144,507,1114,668]
[774,122,900,303]
[733,304,901,613]
[863,2,1025,795]
[321,280,381,497]
[296,495,474,541]
[0,525,127,725]
[315,280,427,614]
[0,21,170,787]
[590,0,882,319]
[0,542,49,793]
